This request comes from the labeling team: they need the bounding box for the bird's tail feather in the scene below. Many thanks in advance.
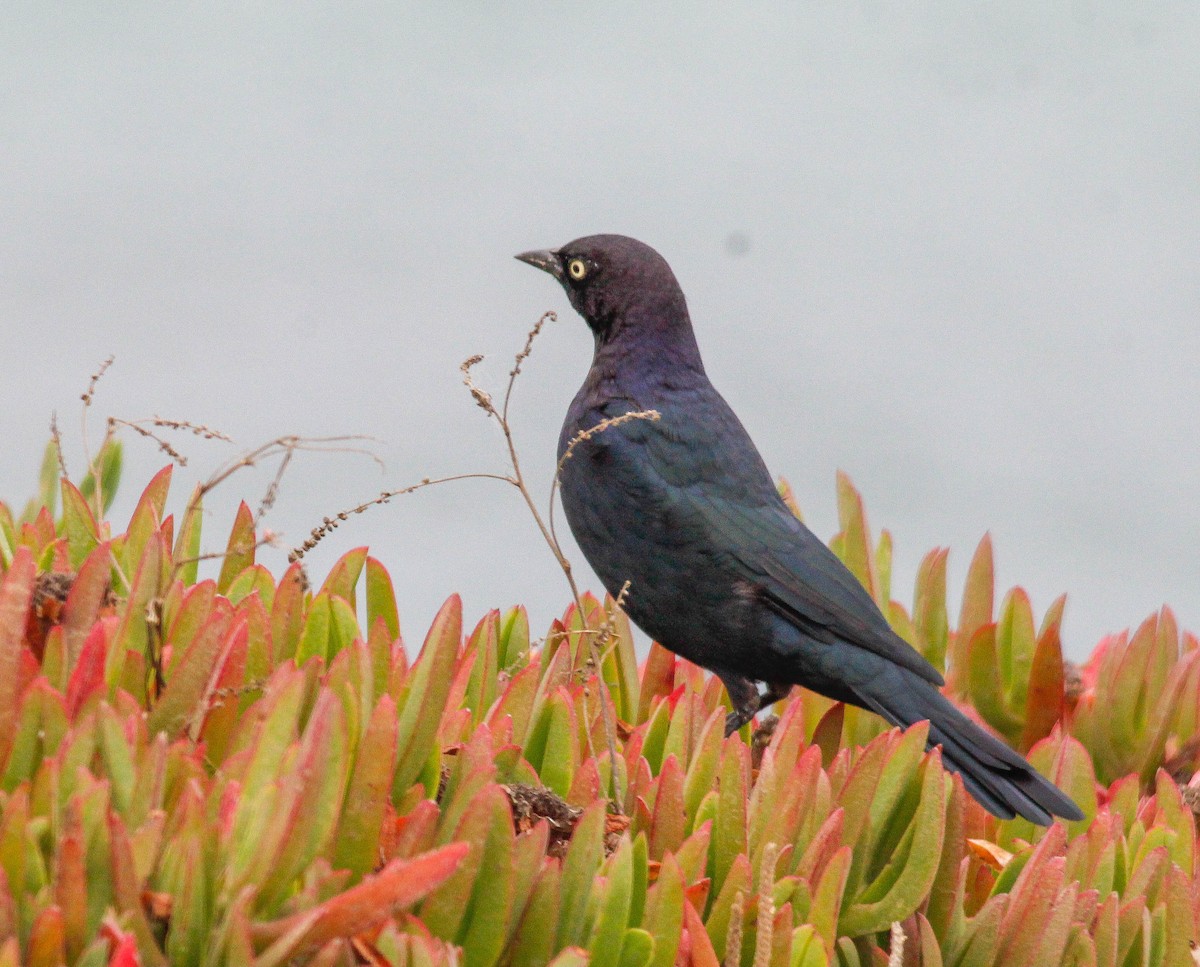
[859,667,1083,825]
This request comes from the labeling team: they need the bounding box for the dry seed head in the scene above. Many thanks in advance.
[109,418,188,467]
[255,445,294,520]
[150,417,234,442]
[557,409,661,473]
[1063,660,1084,703]
[509,309,557,378]
[460,355,495,411]
[258,480,282,517]
[725,890,745,967]
[612,579,632,612]
[288,471,515,560]
[81,355,115,406]
[50,413,68,480]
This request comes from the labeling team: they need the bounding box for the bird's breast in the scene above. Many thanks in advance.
[559,414,723,623]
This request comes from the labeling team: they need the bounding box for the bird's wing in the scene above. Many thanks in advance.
[630,402,944,686]
[697,489,944,684]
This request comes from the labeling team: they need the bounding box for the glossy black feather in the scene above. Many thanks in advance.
[518,234,1082,825]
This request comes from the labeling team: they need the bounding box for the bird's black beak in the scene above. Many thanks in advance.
[515,249,564,281]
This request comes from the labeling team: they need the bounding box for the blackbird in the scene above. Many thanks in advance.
[517,234,1082,825]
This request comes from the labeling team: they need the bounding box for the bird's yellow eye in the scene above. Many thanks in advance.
[567,258,588,281]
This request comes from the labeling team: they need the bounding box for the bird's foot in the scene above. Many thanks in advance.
[720,673,761,737]
[724,706,754,737]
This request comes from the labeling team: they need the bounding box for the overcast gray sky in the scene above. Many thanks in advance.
[4,3,1197,660]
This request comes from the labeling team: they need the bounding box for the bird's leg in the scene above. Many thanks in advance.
[722,679,795,736]
[720,673,762,737]
[756,681,793,715]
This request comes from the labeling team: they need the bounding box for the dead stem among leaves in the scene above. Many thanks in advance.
[749,712,779,771]
[504,782,582,857]
[32,569,74,618]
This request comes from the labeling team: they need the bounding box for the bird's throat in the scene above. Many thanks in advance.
[591,305,707,385]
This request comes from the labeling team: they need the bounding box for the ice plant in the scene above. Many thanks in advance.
[0,448,1196,966]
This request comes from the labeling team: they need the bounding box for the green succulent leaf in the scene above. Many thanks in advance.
[78,438,123,517]
[393,595,462,797]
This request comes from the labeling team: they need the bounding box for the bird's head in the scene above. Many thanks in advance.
[516,234,688,342]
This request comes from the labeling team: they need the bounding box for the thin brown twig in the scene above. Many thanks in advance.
[108,416,238,472]
[572,579,633,803]
[149,417,234,442]
[173,533,283,570]
[573,588,629,769]
[287,312,646,813]
[503,310,556,424]
[79,355,115,510]
[106,545,131,596]
[463,341,637,807]
[257,447,293,520]
[109,418,189,467]
[56,363,382,700]
[87,421,118,519]
[136,433,373,694]
[202,435,383,499]
[456,348,589,619]
[544,411,660,795]
[81,355,114,407]
[463,324,664,813]
[169,434,381,585]
[50,413,68,480]
[548,409,660,558]
[288,472,516,562]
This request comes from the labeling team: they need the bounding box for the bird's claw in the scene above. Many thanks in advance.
[724,709,748,737]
